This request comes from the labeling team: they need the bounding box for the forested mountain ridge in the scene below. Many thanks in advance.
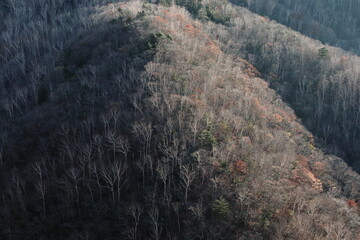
[234,0,360,55]
[0,0,360,239]
[154,0,360,171]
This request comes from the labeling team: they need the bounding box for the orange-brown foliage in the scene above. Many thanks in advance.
[273,114,283,123]
[189,94,205,108]
[340,56,350,62]
[277,109,296,123]
[201,40,221,57]
[297,155,309,168]
[153,16,169,25]
[347,200,359,210]
[259,16,269,22]
[160,9,186,23]
[194,87,203,94]
[251,98,267,119]
[292,155,323,192]
[162,9,171,15]
[184,24,201,36]
[311,161,326,176]
[239,59,261,77]
[234,160,247,174]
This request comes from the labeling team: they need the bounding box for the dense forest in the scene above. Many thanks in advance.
[0,0,360,239]
[235,0,360,55]
[154,0,360,171]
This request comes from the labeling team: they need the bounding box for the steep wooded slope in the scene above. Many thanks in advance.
[180,0,360,171]
[0,1,360,239]
[233,0,360,55]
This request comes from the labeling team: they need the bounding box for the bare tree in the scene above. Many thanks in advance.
[105,131,129,161]
[180,165,196,204]
[93,135,104,162]
[156,160,171,196]
[117,136,130,161]
[101,114,111,133]
[1,98,14,118]
[81,143,93,177]
[0,144,4,166]
[149,207,162,240]
[35,181,47,219]
[8,173,27,214]
[89,163,102,201]
[136,156,147,188]
[127,204,143,240]
[132,122,152,156]
[101,161,128,205]
[66,168,81,208]
[172,203,181,232]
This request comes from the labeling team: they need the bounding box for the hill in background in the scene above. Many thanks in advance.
[233,0,360,55]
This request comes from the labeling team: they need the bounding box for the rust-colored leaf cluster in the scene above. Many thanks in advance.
[239,59,262,78]
[273,113,283,123]
[234,160,247,174]
[347,200,359,210]
[292,155,323,192]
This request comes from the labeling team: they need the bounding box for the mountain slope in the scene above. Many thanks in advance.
[179,0,360,171]
[236,0,360,55]
[0,1,360,239]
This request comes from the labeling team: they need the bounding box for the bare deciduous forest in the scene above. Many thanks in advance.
[0,0,360,239]
[238,0,360,54]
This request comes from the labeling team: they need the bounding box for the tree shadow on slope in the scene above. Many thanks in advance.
[0,14,163,239]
